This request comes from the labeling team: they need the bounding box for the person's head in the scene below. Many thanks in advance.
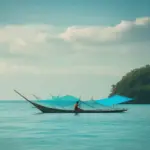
[76,101,79,104]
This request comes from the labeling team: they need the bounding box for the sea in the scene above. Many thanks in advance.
[0,101,150,150]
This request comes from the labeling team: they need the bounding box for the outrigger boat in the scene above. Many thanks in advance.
[14,90,129,113]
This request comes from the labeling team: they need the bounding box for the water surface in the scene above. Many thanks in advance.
[0,101,150,150]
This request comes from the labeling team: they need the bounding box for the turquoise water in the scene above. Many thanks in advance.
[0,101,150,150]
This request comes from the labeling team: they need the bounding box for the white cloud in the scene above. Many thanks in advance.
[135,17,150,25]
[9,38,27,52]
[0,17,150,77]
[0,16,150,54]
[0,24,57,54]
[60,17,150,44]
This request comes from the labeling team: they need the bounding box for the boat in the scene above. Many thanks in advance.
[14,90,128,113]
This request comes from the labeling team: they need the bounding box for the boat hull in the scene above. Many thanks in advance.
[31,101,127,113]
[39,107,127,113]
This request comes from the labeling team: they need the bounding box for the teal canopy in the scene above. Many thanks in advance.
[37,94,133,108]
[95,95,133,106]
[37,95,79,107]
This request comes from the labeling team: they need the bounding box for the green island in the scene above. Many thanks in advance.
[109,64,150,104]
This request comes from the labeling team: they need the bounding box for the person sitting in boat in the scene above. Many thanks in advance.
[74,101,82,111]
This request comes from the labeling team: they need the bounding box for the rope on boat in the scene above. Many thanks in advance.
[79,100,97,109]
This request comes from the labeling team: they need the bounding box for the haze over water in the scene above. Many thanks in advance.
[0,101,150,150]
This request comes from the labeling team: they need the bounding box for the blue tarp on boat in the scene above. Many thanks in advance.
[95,95,133,106]
[36,94,133,108]
[37,95,79,107]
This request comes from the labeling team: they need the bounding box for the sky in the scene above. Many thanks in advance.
[0,0,150,100]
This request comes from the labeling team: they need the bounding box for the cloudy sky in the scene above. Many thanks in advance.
[0,0,150,100]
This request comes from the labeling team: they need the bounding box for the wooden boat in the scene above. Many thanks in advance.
[14,90,128,113]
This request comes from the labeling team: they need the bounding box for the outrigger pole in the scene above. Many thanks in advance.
[14,89,36,106]
[78,96,96,109]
